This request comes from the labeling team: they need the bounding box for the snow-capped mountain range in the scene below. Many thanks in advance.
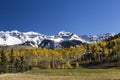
[0,30,116,48]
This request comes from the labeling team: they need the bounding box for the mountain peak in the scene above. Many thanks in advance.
[81,32,116,42]
[23,31,40,35]
[57,31,73,37]
[11,30,20,33]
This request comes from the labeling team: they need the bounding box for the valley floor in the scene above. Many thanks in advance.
[0,67,120,80]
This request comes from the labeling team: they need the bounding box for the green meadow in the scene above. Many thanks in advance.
[0,67,120,80]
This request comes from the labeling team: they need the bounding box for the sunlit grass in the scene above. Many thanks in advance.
[0,67,120,80]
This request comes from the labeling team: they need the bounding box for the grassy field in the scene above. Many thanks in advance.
[0,67,120,80]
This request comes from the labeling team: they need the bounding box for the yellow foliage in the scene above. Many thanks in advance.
[66,61,73,69]
[33,59,38,66]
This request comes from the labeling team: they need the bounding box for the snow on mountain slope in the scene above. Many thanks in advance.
[0,30,46,47]
[47,36,63,43]
[49,31,87,43]
[0,30,24,45]
[4,35,23,45]
[23,31,47,47]
[81,33,116,42]
[0,30,116,48]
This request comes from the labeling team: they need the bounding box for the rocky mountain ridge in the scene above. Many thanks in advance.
[0,30,116,48]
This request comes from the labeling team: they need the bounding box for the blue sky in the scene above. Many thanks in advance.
[0,0,120,35]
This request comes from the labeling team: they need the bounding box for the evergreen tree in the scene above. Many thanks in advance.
[0,50,7,73]
[19,56,25,72]
[9,49,15,73]
[14,58,20,72]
